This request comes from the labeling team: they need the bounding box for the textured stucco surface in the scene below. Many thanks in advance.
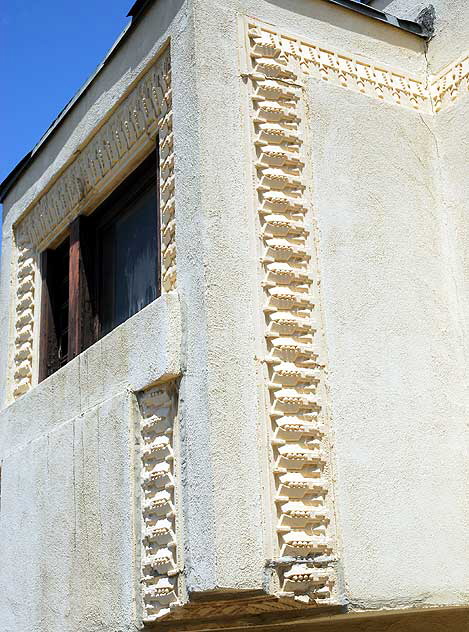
[175,0,431,597]
[0,290,181,631]
[1,0,468,630]
[305,78,469,608]
[0,392,138,632]
[0,292,181,456]
[435,94,469,367]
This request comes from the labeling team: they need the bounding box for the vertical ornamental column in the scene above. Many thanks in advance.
[12,233,36,399]
[247,24,337,605]
[159,65,177,293]
[138,382,180,621]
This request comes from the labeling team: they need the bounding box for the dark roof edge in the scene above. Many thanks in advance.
[127,0,154,19]
[325,0,434,38]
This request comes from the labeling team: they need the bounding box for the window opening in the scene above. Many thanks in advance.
[39,236,70,380]
[39,148,159,380]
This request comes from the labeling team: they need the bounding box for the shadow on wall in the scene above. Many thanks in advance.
[266,0,424,51]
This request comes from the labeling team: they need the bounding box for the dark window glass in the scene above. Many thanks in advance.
[100,185,158,334]
[40,237,70,379]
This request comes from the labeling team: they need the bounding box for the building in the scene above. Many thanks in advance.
[0,0,468,630]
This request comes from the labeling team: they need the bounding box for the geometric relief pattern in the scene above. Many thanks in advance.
[12,48,176,399]
[247,23,469,114]
[159,72,177,293]
[247,24,430,112]
[138,382,180,621]
[19,51,171,251]
[431,53,469,112]
[246,20,469,604]
[12,236,36,398]
[247,24,337,605]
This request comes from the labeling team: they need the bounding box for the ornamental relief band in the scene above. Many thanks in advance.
[138,382,180,621]
[11,48,176,401]
[245,23,469,113]
[245,20,468,606]
[247,23,338,604]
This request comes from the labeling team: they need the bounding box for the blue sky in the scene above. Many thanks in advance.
[0,0,134,252]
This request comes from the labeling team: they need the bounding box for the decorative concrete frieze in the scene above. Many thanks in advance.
[246,23,429,112]
[247,22,337,605]
[10,48,176,400]
[159,72,177,292]
[431,53,469,112]
[245,18,469,609]
[245,22,469,114]
[137,381,180,621]
[19,51,173,250]
[12,235,37,399]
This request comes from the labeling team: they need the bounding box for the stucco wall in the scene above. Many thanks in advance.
[0,4,187,626]
[188,0,469,609]
[0,0,468,629]
[0,392,137,632]
[0,293,181,631]
[182,0,433,596]
[187,0,469,607]
[305,78,469,607]
[435,95,469,365]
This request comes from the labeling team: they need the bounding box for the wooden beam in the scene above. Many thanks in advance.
[68,218,81,359]
[68,216,94,360]
[144,604,469,632]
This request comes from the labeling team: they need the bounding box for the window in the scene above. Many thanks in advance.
[39,150,160,380]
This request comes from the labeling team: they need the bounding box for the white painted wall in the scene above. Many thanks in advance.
[171,0,469,611]
[1,392,137,631]
[305,78,469,608]
[0,293,181,631]
[1,0,468,630]
[0,4,188,629]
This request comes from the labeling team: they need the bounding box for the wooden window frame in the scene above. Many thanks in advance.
[39,149,160,381]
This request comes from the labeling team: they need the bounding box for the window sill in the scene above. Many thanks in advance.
[0,291,181,452]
